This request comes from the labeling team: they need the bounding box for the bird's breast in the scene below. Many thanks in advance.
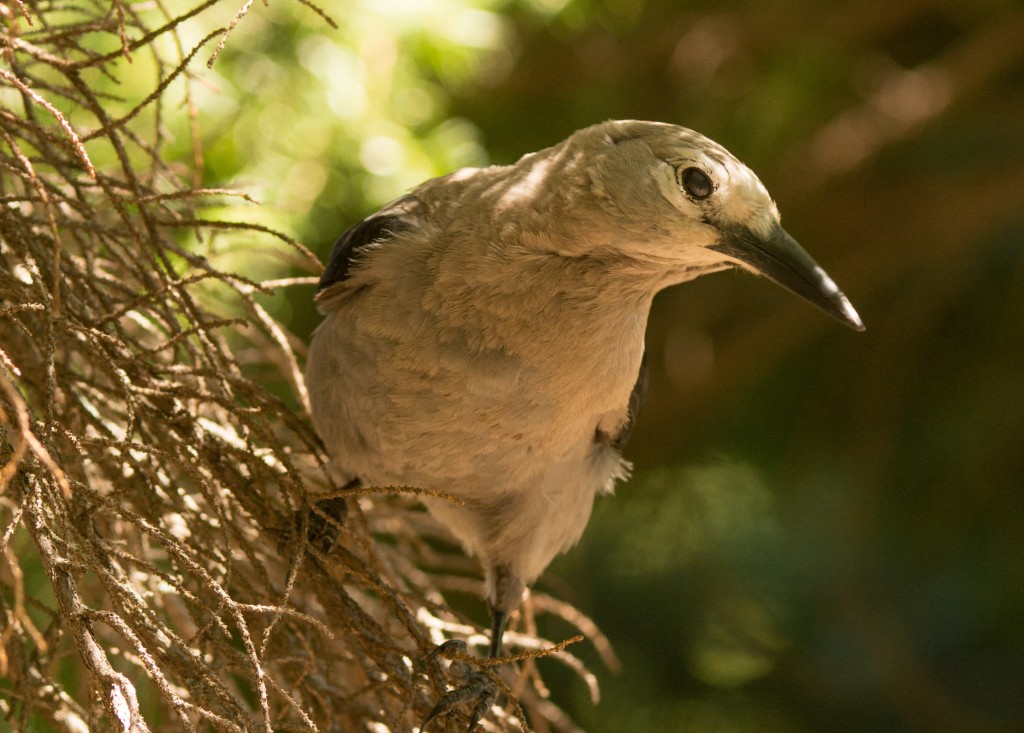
[308,239,651,492]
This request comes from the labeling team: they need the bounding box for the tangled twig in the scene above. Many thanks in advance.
[0,2,608,731]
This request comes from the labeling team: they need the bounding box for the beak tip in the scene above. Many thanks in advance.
[836,295,865,332]
[711,223,865,332]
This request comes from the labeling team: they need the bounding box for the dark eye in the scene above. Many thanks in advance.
[681,167,713,199]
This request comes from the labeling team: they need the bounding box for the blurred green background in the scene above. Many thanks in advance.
[190,1,1024,730]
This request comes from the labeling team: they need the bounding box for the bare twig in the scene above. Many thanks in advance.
[0,3,609,732]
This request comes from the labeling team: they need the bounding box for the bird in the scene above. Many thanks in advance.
[304,119,863,729]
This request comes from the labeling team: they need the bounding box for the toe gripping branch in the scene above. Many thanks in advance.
[305,495,349,553]
[420,640,500,732]
[290,478,359,556]
[421,605,511,730]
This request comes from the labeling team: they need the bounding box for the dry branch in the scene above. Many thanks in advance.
[0,2,603,731]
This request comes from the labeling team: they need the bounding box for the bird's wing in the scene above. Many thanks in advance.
[598,351,649,450]
[315,194,422,302]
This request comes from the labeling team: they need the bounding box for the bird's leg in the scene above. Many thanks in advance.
[421,566,523,732]
[487,606,508,660]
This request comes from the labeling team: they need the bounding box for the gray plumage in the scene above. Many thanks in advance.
[305,119,862,648]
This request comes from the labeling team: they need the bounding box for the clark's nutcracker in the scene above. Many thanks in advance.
[305,119,862,728]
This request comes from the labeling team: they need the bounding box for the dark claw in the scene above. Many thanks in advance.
[427,638,468,663]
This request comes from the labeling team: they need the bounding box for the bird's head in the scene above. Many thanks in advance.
[563,120,864,330]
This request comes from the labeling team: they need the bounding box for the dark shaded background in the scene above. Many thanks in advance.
[227,1,1024,730]
[455,4,1024,732]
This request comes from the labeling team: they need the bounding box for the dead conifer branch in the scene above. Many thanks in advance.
[0,2,613,730]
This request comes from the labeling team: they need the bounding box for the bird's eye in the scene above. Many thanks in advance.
[680,167,713,199]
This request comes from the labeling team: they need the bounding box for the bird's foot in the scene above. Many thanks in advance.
[281,496,348,555]
[305,496,348,553]
[421,640,499,732]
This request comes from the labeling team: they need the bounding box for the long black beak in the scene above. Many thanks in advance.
[711,223,864,331]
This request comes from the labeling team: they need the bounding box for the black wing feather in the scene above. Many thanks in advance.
[317,195,420,293]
